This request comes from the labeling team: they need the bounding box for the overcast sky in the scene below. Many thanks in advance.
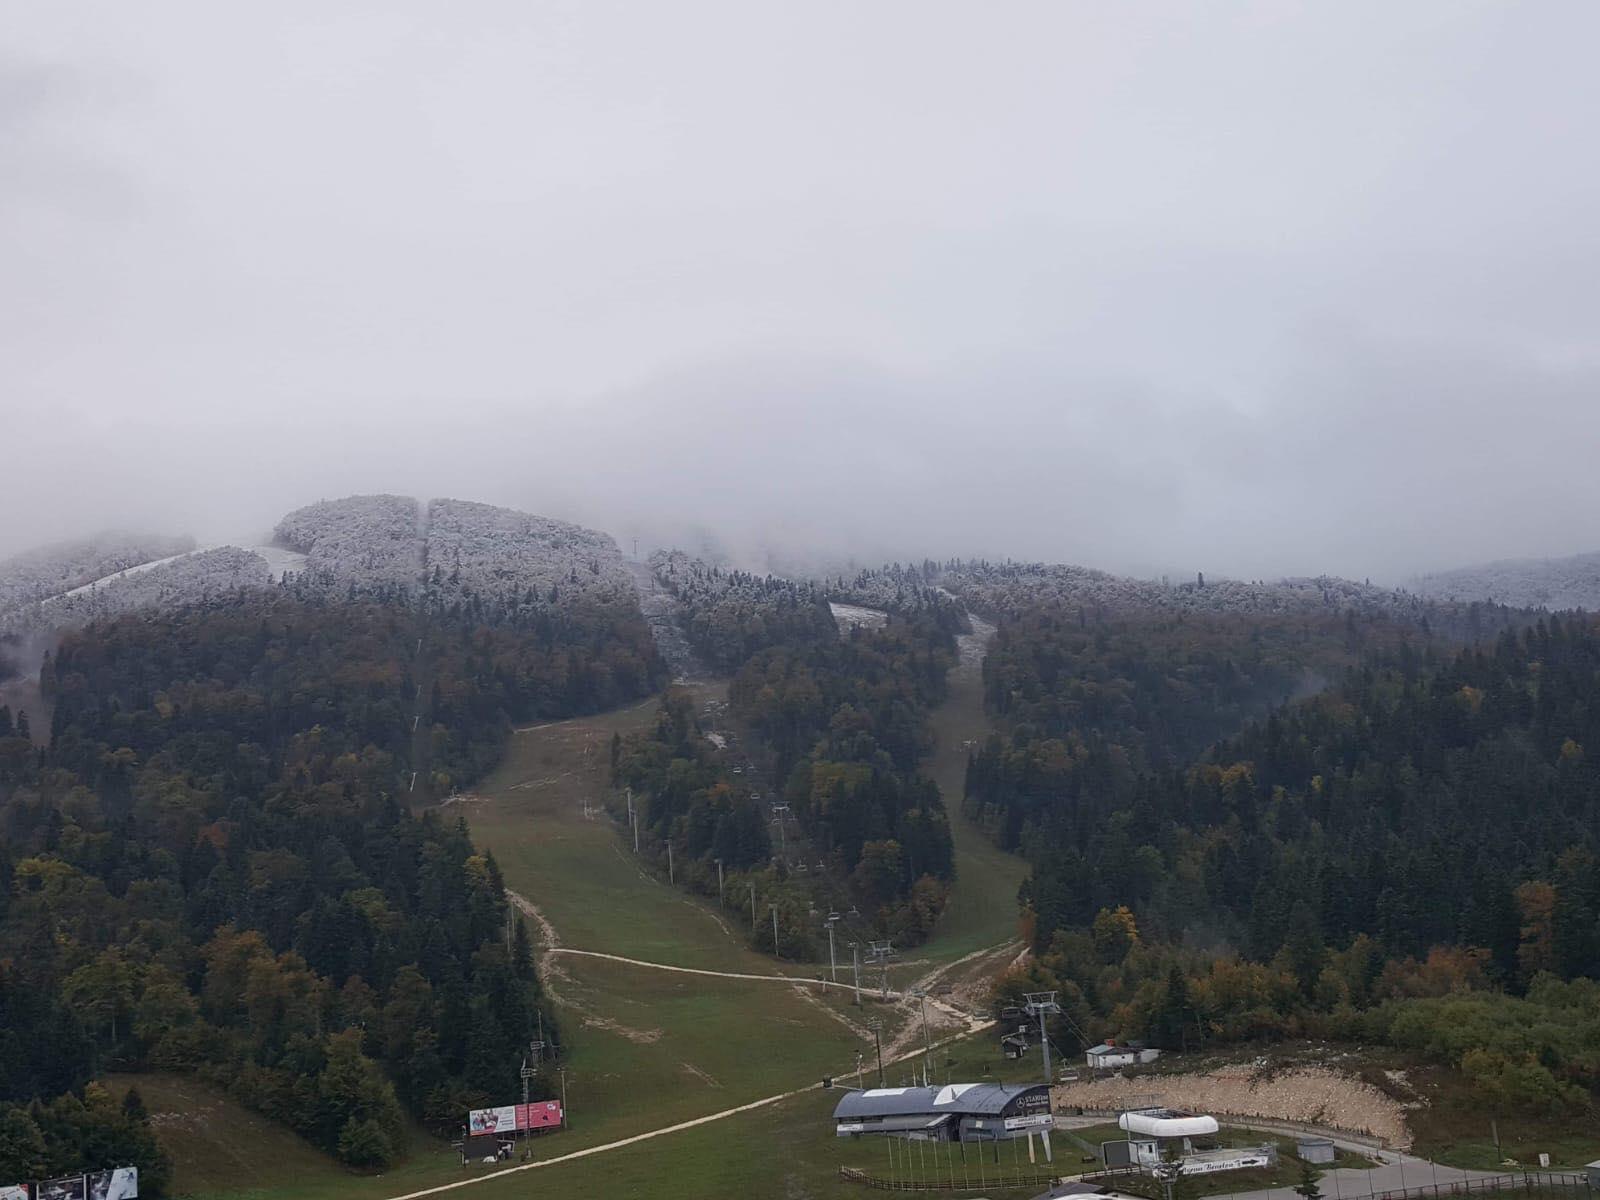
[5,2,1598,580]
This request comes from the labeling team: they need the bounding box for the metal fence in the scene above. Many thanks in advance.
[839,1165,1060,1192]
[1362,1172,1592,1200]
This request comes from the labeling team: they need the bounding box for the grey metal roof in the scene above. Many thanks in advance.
[833,1082,1044,1120]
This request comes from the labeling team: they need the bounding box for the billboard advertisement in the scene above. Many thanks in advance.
[2,1185,31,1200]
[36,1178,84,1200]
[517,1101,563,1130]
[87,1169,137,1200]
[468,1102,564,1134]
[467,1106,518,1135]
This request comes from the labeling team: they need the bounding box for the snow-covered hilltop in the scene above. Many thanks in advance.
[1412,550,1600,611]
[0,494,644,652]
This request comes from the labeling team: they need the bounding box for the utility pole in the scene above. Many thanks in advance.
[559,1066,568,1129]
[667,840,674,884]
[771,904,780,956]
[910,988,933,1085]
[869,1019,885,1087]
[716,858,725,907]
[824,912,841,986]
[850,942,862,1005]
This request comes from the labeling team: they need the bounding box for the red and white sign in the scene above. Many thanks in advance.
[468,1102,563,1134]
[518,1101,563,1130]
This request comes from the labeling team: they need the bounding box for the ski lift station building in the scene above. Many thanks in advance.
[833,1083,1054,1144]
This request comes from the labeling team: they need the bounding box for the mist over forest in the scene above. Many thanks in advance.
[7,5,1600,1199]
[7,3,1600,581]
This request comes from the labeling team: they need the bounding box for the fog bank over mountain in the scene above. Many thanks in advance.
[6,2,1599,581]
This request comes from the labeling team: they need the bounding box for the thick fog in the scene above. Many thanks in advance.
[5,2,1598,581]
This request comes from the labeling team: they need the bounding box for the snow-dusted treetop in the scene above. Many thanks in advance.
[45,547,271,628]
[273,494,423,586]
[0,532,195,610]
[1,547,271,642]
[424,497,633,613]
[912,558,1529,643]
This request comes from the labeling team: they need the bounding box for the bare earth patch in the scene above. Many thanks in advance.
[1052,1066,1411,1148]
[680,1062,723,1088]
[581,1013,665,1044]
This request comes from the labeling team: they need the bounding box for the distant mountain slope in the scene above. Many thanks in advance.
[923,559,1526,644]
[0,532,195,609]
[1413,549,1600,611]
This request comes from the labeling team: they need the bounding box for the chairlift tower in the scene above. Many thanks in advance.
[1022,991,1063,1085]
[770,803,790,859]
[520,1037,545,1106]
[866,940,895,1000]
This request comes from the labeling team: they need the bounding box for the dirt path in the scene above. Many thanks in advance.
[546,945,986,1037]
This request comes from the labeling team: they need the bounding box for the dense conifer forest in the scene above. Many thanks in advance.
[986,608,1600,1116]
[0,569,664,1180]
[617,558,962,947]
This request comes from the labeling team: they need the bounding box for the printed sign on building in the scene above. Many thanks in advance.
[1003,1113,1055,1131]
[2,1184,31,1200]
